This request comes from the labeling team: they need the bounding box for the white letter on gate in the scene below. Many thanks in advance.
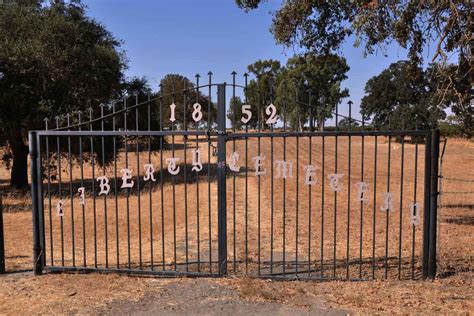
[274,160,293,179]
[97,176,111,195]
[328,173,344,192]
[120,169,134,189]
[355,182,369,203]
[228,152,240,172]
[143,164,156,182]
[169,103,176,122]
[192,148,203,172]
[409,202,420,226]
[166,157,180,175]
[78,187,85,205]
[56,200,65,217]
[253,155,266,176]
[381,192,394,212]
[304,165,318,185]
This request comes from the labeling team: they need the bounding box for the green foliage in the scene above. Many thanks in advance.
[361,61,447,130]
[158,74,217,130]
[227,96,246,130]
[236,0,471,136]
[0,0,126,187]
[438,115,466,138]
[275,53,349,130]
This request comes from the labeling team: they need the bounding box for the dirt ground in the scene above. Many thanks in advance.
[0,137,472,314]
[0,271,471,314]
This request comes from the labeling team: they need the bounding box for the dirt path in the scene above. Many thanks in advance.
[102,279,346,316]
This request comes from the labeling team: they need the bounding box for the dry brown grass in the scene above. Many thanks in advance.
[0,136,472,313]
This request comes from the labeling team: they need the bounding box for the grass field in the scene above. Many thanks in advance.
[0,136,472,313]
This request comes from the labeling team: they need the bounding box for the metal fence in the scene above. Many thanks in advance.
[30,74,440,280]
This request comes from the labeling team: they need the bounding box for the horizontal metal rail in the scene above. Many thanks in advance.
[37,130,216,137]
[227,130,429,138]
[45,266,220,278]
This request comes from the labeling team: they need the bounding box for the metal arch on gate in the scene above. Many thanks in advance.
[30,72,440,280]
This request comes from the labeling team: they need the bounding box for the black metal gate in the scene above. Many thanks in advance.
[30,75,440,280]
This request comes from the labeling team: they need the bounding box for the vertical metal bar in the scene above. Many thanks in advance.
[159,88,165,271]
[359,110,365,279]
[398,130,405,279]
[207,72,213,273]
[112,103,119,268]
[346,101,352,279]
[217,83,227,276]
[195,74,201,272]
[0,195,4,274]
[422,130,432,279]
[385,130,392,279]
[124,98,131,270]
[372,135,378,279]
[66,115,75,267]
[78,112,87,267]
[428,129,440,279]
[135,96,142,270]
[88,110,97,268]
[183,83,189,272]
[257,86,262,276]
[57,117,65,266]
[30,131,43,275]
[308,92,313,277]
[243,73,249,274]
[333,103,339,278]
[295,131,300,276]
[270,85,274,275]
[171,83,177,271]
[100,105,108,269]
[308,135,312,277]
[411,125,419,279]
[320,101,325,278]
[147,94,154,270]
[282,87,287,276]
[232,72,237,274]
[44,119,54,266]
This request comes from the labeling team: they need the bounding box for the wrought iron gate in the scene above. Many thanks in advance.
[30,75,440,280]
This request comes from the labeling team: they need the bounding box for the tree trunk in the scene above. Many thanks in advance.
[9,132,29,189]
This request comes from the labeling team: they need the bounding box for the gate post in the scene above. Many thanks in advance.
[422,130,432,279]
[217,84,227,276]
[29,131,43,275]
[428,129,440,278]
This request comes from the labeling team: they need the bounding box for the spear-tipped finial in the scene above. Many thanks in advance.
[99,103,105,108]
[231,71,237,76]
[348,100,353,106]
[243,72,249,77]
[43,117,49,122]
[207,71,213,76]
[195,73,201,78]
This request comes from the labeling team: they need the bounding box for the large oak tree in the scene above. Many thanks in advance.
[0,0,126,188]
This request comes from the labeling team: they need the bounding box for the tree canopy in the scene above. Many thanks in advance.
[236,0,472,136]
[0,0,126,188]
[361,60,448,131]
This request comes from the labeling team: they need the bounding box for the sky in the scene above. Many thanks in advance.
[83,0,431,120]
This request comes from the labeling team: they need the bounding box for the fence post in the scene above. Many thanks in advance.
[29,131,43,275]
[0,195,5,274]
[422,130,432,279]
[428,129,440,278]
[217,83,227,276]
